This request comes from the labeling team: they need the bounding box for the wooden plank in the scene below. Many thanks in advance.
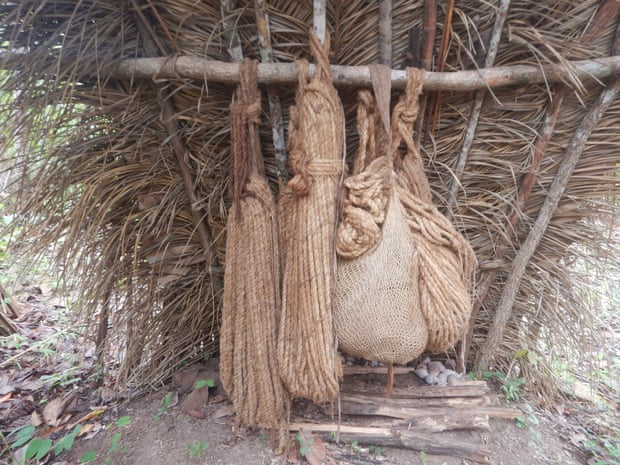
[341,392,492,410]
[330,398,520,420]
[340,382,490,398]
[289,423,491,464]
[336,396,492,419]
[362,413,490,432]
[389,413,489,432]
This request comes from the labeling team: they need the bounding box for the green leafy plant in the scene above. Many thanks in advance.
[7,425,36,449]
[350,440,362,453]
[419,451,447,465]
[40,366,82,388]
[584,434,620,465]
[53,425,82,456]
[474,370,525,403]
[294,433,313,457]
[24,437,53,462]
[187,440,209,458]
[154,392,174,421]
[502,376,525,402]
[368,444,385,456]
[80,415,131,464]
[194,378,215,390]
[4,424,82,464]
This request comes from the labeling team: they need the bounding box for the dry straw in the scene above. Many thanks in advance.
[277,31,344,404]
[220,59,288,428]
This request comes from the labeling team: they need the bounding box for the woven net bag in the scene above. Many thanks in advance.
[334,84,428,365]
[334,190,428,364]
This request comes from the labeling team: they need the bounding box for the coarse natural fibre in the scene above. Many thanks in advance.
[220,59,288,430]
[277,31,344,404]
[393,69,477,352]
[334,87,428,365]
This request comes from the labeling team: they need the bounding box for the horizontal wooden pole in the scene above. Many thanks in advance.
[2,51,619,91]
[110,55,620,90]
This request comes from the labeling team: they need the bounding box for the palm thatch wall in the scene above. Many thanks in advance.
[1,0,618,396]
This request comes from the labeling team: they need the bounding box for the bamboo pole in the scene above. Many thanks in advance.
[94,54,620,90]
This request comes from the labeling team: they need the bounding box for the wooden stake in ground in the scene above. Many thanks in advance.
[277,31,344,403]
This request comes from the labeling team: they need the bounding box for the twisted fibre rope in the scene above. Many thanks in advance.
[336,90,392,259]
[220,59,288,429]
[277,30,344,403]
[393,68,477,352]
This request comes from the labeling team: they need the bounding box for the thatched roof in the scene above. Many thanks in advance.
[1,0,618,397]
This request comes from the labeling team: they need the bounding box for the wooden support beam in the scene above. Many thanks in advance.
[97,55,620,90]
[476,20,620,372]
[130,2,224,296]
[445,0,511,219]
[254,0,289,184]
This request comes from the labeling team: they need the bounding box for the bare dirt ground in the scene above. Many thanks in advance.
[1,284,617,465]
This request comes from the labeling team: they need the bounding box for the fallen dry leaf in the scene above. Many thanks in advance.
[31,409,43,426]
[43,394,74,426]
[70,407,107,426]
[0,392,12,403]
[79,422,103,439]
[213,404,235,419]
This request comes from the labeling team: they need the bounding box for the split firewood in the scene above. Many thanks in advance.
[289,423,491,464]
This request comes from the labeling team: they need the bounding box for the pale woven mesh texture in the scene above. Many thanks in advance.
[335,190,428,364]
[334,68,476,361]
[334,85,428,365]
[276,32,343,403]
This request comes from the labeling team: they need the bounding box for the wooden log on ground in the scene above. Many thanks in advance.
[390,412,489,432]
[331,397,520,420]
[334,395,493,419]
[340,381,490,398]
[289,423,491,464]
[363,412,490,432]
[340,392,492,410]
